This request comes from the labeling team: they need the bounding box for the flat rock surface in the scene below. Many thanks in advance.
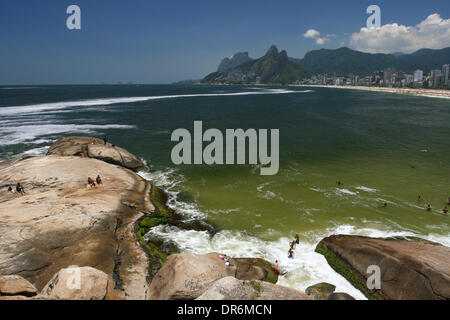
[0,155,154,299]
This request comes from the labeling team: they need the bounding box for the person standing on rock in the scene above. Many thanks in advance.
[103,135,108,145]
[96,175,102,185]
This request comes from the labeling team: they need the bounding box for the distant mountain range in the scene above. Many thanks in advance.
[202,45,309,84]
[201,45,450,84]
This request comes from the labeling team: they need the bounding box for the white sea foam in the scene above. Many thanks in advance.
[336,188,358,195]
[355,186,377,193]
[20,146,49,156]
[137,168,206,220]
[0,89,311,116]
[0,124,136,146]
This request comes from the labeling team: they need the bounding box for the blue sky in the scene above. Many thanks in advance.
[0,0,449,84]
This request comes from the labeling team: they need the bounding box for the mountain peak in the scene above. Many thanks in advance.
[217,52,252,72]
[265,45,279,57]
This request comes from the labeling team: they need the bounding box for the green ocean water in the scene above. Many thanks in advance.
[1,84,449,298]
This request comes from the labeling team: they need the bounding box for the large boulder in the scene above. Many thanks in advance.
[305,282,336,300]
[47,136,145,171]
[316,235,450,300]
[0,275,38,297]
[40,266,108,300]
[148,253,278,300]
[0,155,154,299]
[197,276,312,300]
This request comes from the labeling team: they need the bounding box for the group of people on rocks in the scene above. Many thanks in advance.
[6,183,25,195]
[87,175,103,188]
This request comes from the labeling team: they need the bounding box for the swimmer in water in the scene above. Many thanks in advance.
[426,204,432,212]
[378,203,387,209]
[443,207,448,214]
[418,195,423,202]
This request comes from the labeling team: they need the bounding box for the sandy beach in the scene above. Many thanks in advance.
[290,84,450,100]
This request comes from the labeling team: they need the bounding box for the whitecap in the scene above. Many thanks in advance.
[0,89,309,116]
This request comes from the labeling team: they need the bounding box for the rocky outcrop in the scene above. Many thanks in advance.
[148,253,279,300]
[40,266,109,300]
[196,276,312,300]
[305,282,336,300]
[47,136,145,171]
[316,235,450,300]
[0,142,154,299]
[0,275,38,297]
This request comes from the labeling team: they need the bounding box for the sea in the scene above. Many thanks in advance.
[1,84,449,299]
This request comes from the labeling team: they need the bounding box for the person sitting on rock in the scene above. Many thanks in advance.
[87,177,96,188]
[7,186,15,193]
[96,175,102,185]
[16,183,25,195]
[272,260,282,275]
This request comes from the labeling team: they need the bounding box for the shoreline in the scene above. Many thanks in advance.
[288,84,450,100]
